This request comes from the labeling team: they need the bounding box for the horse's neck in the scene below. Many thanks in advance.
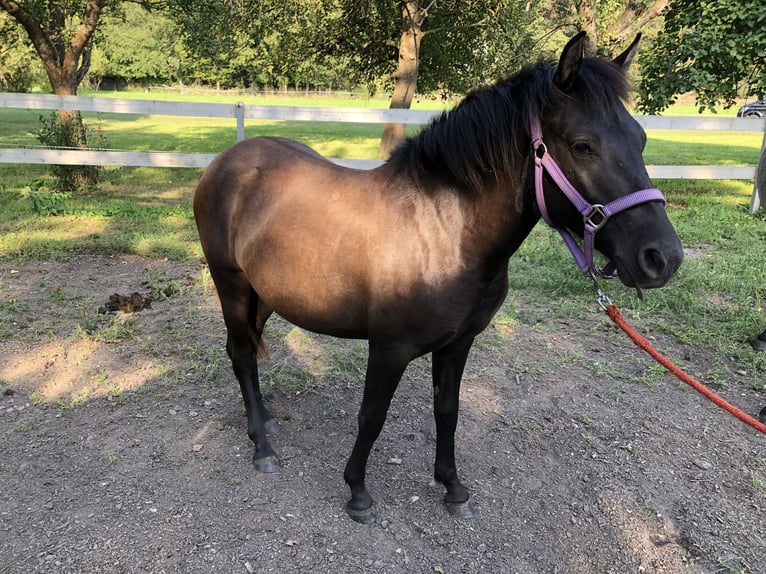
[461,177,540,267]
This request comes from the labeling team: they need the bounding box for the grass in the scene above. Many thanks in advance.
[0,165,200,260]
[644,130,763,166]
[1,89,766,393]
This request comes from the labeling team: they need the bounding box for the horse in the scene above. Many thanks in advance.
[193,32,683,524]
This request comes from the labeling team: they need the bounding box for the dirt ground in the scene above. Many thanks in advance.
[1,254,765,574]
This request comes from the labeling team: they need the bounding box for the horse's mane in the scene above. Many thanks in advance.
[386,57,633,195]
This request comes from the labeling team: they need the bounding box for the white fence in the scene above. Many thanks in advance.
[1,92,764,178]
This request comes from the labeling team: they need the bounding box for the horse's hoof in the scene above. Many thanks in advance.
[759,406,766,425]
[264,418,279,435]
[253,454,279,473]
[346,505,376,525]
[445,500,474,519]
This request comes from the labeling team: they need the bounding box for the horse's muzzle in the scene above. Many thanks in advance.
[616,239,684,289]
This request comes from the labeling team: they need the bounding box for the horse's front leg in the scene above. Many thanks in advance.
[432,338,475,518]
[343,344,410,524]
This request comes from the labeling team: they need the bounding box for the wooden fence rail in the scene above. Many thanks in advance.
[1,92,764,179]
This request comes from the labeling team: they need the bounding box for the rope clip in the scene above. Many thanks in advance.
[588,270,612,310]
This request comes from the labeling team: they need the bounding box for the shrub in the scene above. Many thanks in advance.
[19,180,71,216]
[36,112,103,192]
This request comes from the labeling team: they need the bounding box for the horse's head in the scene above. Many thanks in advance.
[535,32,683,290]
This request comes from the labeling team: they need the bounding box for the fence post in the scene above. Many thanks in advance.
[236,102,245,141]
[749,127,766,213]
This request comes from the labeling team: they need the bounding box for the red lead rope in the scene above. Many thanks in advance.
[605,304,766,435]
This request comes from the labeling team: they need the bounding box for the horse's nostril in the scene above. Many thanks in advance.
[639,247,667,279]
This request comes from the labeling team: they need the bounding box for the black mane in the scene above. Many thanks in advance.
[386,56,633,195]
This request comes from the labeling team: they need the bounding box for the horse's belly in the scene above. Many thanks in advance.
[250,268,370,338]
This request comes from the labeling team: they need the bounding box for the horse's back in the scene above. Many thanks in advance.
[195,136,334,202]
[193,136,355,253]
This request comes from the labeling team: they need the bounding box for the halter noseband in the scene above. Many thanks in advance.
[530,112,665,278]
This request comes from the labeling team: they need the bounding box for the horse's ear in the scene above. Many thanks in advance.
[612,33,642,71]
[554,31,586,92]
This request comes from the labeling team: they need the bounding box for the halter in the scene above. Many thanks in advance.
[530,112,666,278]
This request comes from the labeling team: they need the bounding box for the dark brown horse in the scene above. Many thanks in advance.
[194,33,683,524]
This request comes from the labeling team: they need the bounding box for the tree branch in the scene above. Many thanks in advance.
[0,0,62,84]
[608,0,668,47]
[64,0,108,91]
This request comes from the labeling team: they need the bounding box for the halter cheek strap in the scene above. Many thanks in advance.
[529,112,666,277]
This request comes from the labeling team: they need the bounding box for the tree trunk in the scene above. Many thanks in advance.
[606,0,668,54]
[378,1,426,159]
[575,0,598,56]
[0,0,104,97]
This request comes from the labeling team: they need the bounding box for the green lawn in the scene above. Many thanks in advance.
[2,90,761,164]
[645,130,763,166]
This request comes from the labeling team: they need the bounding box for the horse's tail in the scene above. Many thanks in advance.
[247,287,269,361]
[250,334,269,361]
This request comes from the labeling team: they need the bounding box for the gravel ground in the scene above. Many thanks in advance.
[1,255,765,573]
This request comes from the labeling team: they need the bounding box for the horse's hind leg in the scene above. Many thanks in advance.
[432,338,474,518]
[211,266,278,473]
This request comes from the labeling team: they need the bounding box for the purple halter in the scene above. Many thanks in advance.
[530,112,666,277]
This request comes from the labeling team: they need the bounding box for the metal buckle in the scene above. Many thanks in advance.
[584,204,608,230]
[533,141,547,160]
[589,271,613,310]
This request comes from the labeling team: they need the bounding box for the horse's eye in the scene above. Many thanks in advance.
[571,141,595,157]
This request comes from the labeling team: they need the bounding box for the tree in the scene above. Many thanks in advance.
[0,0,115,188]
[366,1,669,156]
[377,1,426,156]
[574,0,668,57]
[94,3,180,88]
[165,0,259,88]
[0,2,170,188]
[338,0,535,157]
[637,0,766,215]
[637,0,766,113]
[165,0,536,154]
[0,1,109,98]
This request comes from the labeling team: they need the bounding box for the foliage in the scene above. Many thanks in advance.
[571,0,668,56]
[0,0,677,96]
[165,0,298,89]
[18,180,71,215]
[411,1,538,92]
[152,1,669,94]
[332,1,533,95]
[164,0,352,90]
[637,0,766,112]
[163,0,543,94]
[36,112,102,191]
[91,4,182,87]
[0,11,44,91]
